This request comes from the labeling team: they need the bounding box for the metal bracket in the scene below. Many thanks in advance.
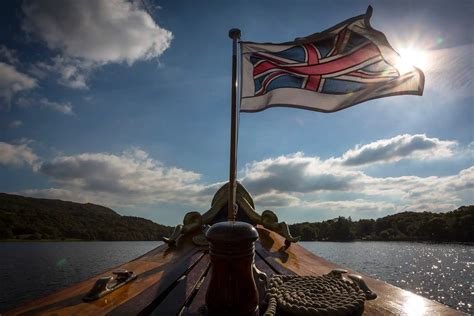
[347,274,378,300]
[327,268,348,278]
[83,269,137,302]
[326,269,377,300]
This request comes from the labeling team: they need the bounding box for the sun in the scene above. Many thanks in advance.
[395,47,429,74]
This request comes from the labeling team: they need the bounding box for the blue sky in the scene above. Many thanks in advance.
[0,0,473,225]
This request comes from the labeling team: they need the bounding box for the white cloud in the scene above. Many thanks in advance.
[0,45,19,65]
[239,135,473,214]
[32,57,90,89]
[21,188,91,203]
[241,135,458,198]
[0,141,38,167]
[248,159,472,215]
[359,166,474,204]
[39,98,74,115]
[336,134,456,166]
[15,97,32,108]
[448,166,474,192]
[36,148,207,207]
[254,191,301,208]
[22,0,173,88]
[0,62,36,106]
[242,152,357,195]
[14,135,473,219]
[302,199,397,214]
[400,202,459,214]
[16,97,74,115]
[9,120,23,129]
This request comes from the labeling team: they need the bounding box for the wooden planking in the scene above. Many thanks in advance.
[254,252,277,277]
[9,258,173,316]
[255,229,299,276]
[182,267,212,316]
[111,250,206,315]
[5,235,205,316]
[150,254,210,316]
[255,226,464,316]
[134,243,169,261]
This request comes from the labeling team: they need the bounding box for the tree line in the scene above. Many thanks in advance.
[1,192,472,243]
[0,193,172,241]
[289,205,474,242]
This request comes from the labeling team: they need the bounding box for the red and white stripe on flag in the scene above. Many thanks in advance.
[240,6,424,113]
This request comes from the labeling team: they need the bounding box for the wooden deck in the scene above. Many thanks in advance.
[5,227,464,315]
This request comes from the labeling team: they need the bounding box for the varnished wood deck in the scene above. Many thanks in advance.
[4,227,464,315]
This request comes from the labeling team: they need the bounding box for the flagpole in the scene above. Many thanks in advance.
[228,28,241,222]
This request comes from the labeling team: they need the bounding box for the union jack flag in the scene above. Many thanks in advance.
[240,7,424,113]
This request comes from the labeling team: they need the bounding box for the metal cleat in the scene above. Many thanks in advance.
[83,269,137,302]
[347,274,377,300]
[326,268,348,278]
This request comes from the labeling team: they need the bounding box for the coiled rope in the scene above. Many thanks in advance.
[263,274,367,316]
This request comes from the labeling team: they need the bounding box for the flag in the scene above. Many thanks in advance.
[240,6,424,113]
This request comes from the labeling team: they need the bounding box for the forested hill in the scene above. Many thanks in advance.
[289,205,474,242]
[0,193,172,241]
[2,192,472,243]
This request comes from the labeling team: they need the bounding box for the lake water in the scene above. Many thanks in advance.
[0,241,159,312]
[302,241,473,314]
[0,241,472,314]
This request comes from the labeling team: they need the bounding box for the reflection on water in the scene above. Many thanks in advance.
[0,241,159,312]
[302,241,473,314]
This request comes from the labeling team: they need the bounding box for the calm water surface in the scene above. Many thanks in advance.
[302,241,473,314]
[0,241,472,314]
[0,241,159,312]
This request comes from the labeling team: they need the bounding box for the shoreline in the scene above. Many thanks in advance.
[1,239,472,246]
[299,239,474,245]
[0,239,162,242]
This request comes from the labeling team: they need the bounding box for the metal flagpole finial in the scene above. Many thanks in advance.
[229,28,241,40]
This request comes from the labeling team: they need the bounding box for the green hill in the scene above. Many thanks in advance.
[2,192,472,243]
[289,205,474,242]
[0,193,172,241]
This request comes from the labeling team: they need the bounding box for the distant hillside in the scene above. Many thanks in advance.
[0,193,172,241]
[289,205,474,242]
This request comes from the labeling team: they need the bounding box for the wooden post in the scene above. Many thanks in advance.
[206,221,260,316]
[228,28,241,222]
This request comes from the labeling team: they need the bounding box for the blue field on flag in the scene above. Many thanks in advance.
[240,6,424,113]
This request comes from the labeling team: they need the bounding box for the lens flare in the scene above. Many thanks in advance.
[56,258,68,269]
[395,47,429,74]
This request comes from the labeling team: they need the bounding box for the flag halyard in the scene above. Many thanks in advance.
[240,7,425,113]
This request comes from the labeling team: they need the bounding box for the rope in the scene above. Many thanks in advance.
[263,274,366,316]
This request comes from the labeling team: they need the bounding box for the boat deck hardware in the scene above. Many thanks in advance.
[82,269,137,302]
[327,268,348,278]
[347,274,378,300]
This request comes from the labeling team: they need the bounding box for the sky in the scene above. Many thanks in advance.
[0,0,473,226]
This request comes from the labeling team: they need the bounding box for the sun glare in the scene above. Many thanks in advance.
[395,47,429,74]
